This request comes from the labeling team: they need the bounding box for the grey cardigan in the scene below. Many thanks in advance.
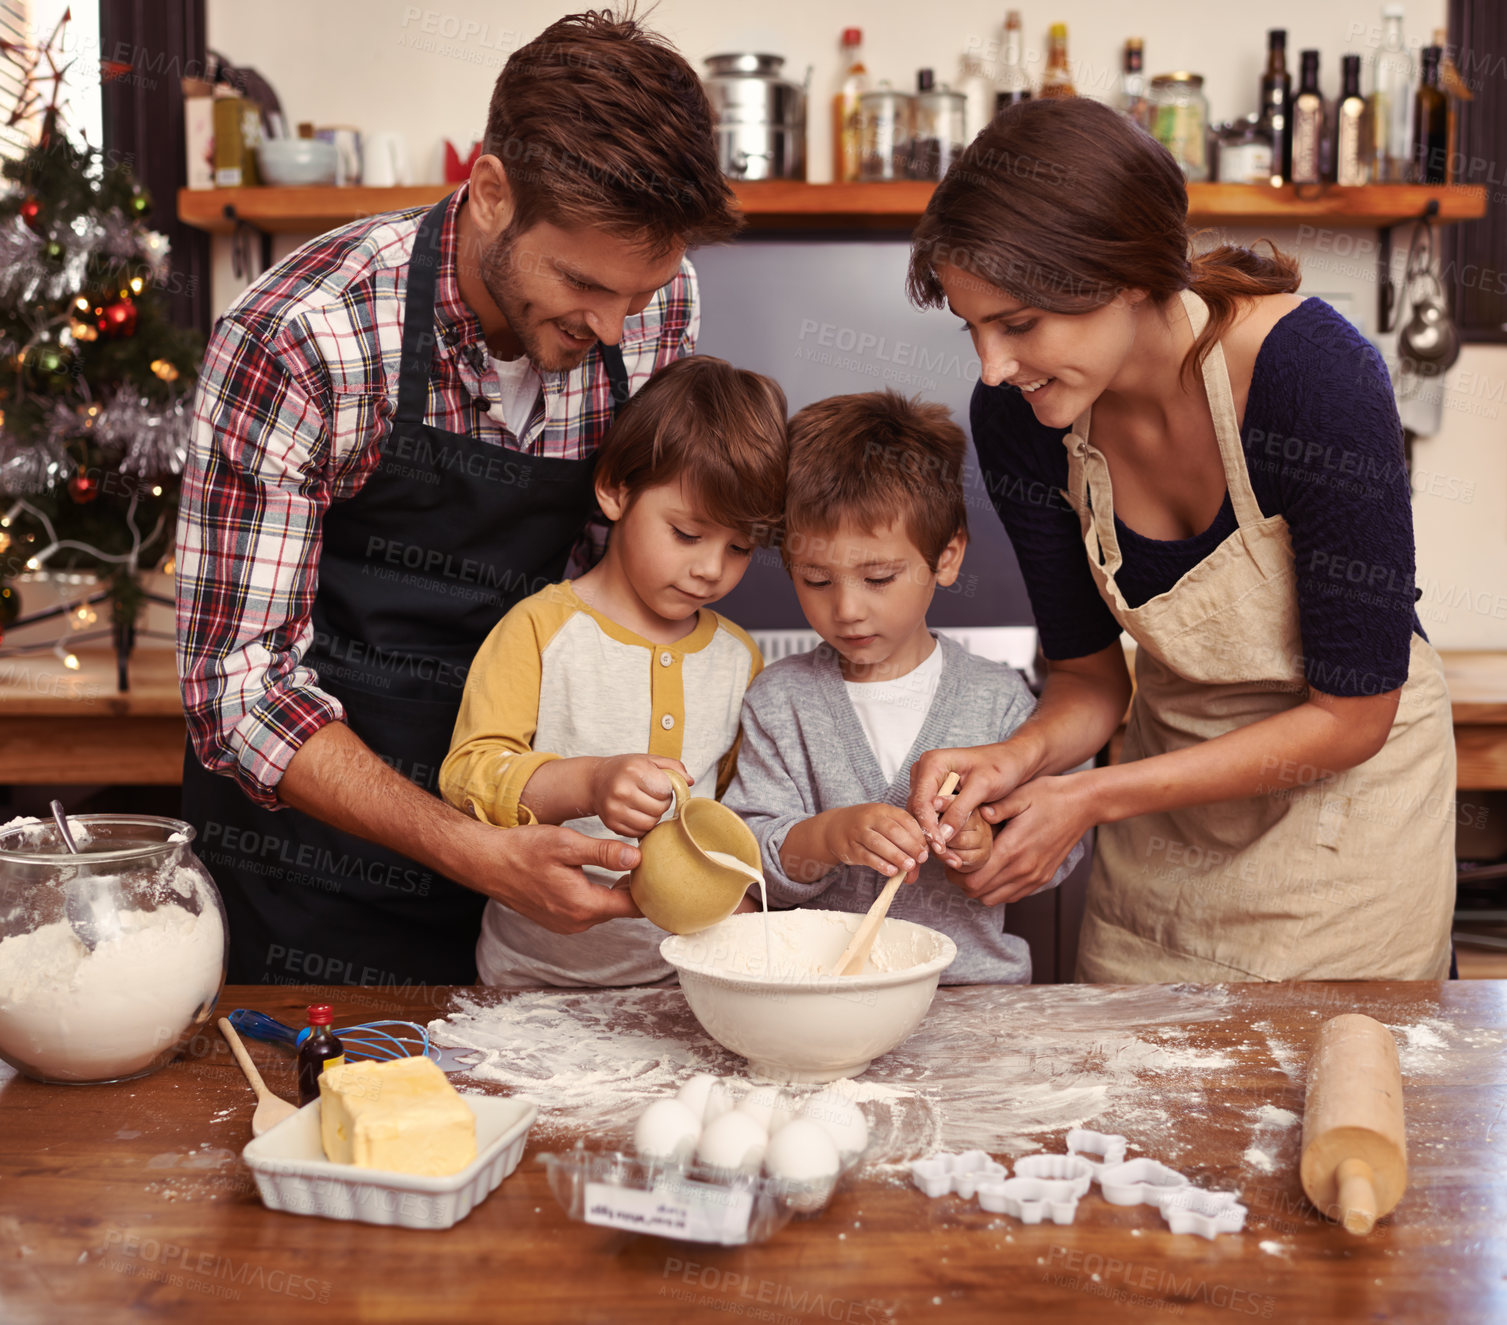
[724,634,1082,984]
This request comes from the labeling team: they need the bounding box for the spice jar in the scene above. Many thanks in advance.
[859,82,913,181]
[1149,72,1210,181]
[908,69,966,181]
[1213,115,1274,184]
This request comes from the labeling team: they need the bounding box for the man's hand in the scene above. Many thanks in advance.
[452,820,644,933]
[948,772,1093,906]
[589,754,689,837]
[818,803,929,881]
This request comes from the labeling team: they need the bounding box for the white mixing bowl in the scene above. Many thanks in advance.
[661,910,956,1083]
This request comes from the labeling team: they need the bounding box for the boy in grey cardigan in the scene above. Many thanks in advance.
[724,391,1082,984]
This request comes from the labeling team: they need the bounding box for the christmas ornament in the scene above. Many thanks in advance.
[0,581,19,631]
[97,296,137,338]
[0,7,71,132]
[19,196,40,229]
[68,471,99,503]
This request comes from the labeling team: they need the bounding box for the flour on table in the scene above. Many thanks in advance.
[430,983,1237,1163]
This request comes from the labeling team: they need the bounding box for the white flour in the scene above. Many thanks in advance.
[430,982,1237,1164]
[0,890,223,1081]
[663,910,945,982]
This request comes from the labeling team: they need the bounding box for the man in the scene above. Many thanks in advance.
[177,10,741,985]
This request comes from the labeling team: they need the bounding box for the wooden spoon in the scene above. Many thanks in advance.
[218,1017,298,1135]
[829,771,961,977]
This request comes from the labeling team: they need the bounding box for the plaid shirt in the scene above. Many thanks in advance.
[176,187,699,809]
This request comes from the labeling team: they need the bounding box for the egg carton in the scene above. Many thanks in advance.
[1155,1187,1248,1239]
[909,1149,1008,1200]
[976,1175,1082,1225]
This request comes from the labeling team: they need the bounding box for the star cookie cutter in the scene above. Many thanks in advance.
[1156,1187,1247,1239]
[1065,1128,1129,1177]
[976,1175,1081,1225]
[909,1150,1007,1200]
[1011,1153,1095,1198]
[1097,1157,1190,1207]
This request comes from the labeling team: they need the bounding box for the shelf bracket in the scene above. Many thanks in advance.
[1377,197,1439,334]
[222,203,274,282]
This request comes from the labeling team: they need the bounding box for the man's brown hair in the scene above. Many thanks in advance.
[594,356,788,544]
[784,391,969,570]
[485,8,741,253]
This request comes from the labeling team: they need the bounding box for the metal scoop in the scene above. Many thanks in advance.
[51,799,118,951]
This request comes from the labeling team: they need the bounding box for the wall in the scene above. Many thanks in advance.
[203,0,1507,648]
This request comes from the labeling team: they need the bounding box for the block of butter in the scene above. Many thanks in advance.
[318,1056,477,1177]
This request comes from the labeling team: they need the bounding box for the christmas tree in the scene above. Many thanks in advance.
[0,10,202,686]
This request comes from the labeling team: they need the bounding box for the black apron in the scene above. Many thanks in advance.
[182,194,630,986]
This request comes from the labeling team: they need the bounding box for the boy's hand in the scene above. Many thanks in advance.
[944,808,993,874]
[820,803,929,881]
[590,755,691,837]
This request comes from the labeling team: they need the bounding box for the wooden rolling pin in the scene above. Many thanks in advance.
[1299,1013,1407,1235]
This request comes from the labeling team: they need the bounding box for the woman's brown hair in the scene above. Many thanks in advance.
[594,356,788,545]
[484,8,740,254]
[906,98,1300,381]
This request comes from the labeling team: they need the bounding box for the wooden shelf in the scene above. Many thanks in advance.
[178,181,1487,237]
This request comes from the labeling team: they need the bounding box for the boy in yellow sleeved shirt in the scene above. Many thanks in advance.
[440,356,788,987]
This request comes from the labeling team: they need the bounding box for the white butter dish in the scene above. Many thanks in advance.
[242,1094,536,1230]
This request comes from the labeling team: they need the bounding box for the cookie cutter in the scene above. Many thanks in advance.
[1011,1153,1095,1197]
[1098,1158,1189,1207]
[1156,1188,1248,1239]
[976,1175,1081,1225]
[1065,1128,1128,1177]
[909,1150,1007,1200]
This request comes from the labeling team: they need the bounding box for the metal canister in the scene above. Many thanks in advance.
[702,53,807,181]
[1149,72,1210,181]
[859,82,913,182]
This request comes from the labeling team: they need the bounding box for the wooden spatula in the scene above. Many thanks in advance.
[829,771,960,977]
[219,1017,298,1135]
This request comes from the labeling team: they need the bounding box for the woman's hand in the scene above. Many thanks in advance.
[907,738,1043,868]
[948,771,1095,905]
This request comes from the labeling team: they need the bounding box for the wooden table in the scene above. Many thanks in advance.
[2,981,1504,1324]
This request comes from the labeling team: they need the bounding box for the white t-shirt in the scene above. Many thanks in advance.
[843,640,945,786]
[487,354,542,440]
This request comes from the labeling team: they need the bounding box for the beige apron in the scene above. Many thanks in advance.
[1070,290,1455,983]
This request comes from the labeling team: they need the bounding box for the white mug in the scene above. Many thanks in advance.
[361,131,410,187]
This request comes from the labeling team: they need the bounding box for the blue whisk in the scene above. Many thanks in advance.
[228,1009,431,1063]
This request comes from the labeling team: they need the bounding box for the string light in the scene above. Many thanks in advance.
[128,276,143,294]
[150,485,162,497]
[70,602,97,629]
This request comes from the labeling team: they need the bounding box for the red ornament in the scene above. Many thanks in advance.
[19,196,40,229]
[68,472,99,503]
[97,296,137,338]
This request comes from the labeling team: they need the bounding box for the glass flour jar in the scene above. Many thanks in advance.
[0,814,228,1084]
[1149,72,1210,181]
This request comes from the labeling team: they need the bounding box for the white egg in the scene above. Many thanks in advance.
[763,1119,840,1211]
[736,1085,796,1135]
[634,1098,702,1164]
[677,1073,734,1125]
[695,1109,768,1176]
[798,1087,870,1161]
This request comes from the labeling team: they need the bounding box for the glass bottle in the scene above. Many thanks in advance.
[1040,23,1075,99]
[995,9,1032,113]
[1368,3,1414,183]
[958,51,995,141]
[1412,45,1446,184]
[1149,73,1210,181]
[1121,38,1148,128]
[296,1003,345,1107]
[1333,54,1371,185]
[1259,29,1293,183]
[832,27,867,183]
[1290,50,1324,184]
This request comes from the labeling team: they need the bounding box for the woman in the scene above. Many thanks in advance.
[905,98,1455,982]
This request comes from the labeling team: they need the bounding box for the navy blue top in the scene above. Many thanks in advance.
[971,297,1423,697]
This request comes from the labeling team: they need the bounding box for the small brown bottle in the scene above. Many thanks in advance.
[1412,46,1447,184]
[1290,50,1324,184]
[1333,54,1370,186]
[296,1004,345,1106]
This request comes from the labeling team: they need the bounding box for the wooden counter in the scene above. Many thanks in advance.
[0,980,1503,1324]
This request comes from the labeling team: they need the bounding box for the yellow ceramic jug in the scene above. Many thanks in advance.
[628,770,763,934]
